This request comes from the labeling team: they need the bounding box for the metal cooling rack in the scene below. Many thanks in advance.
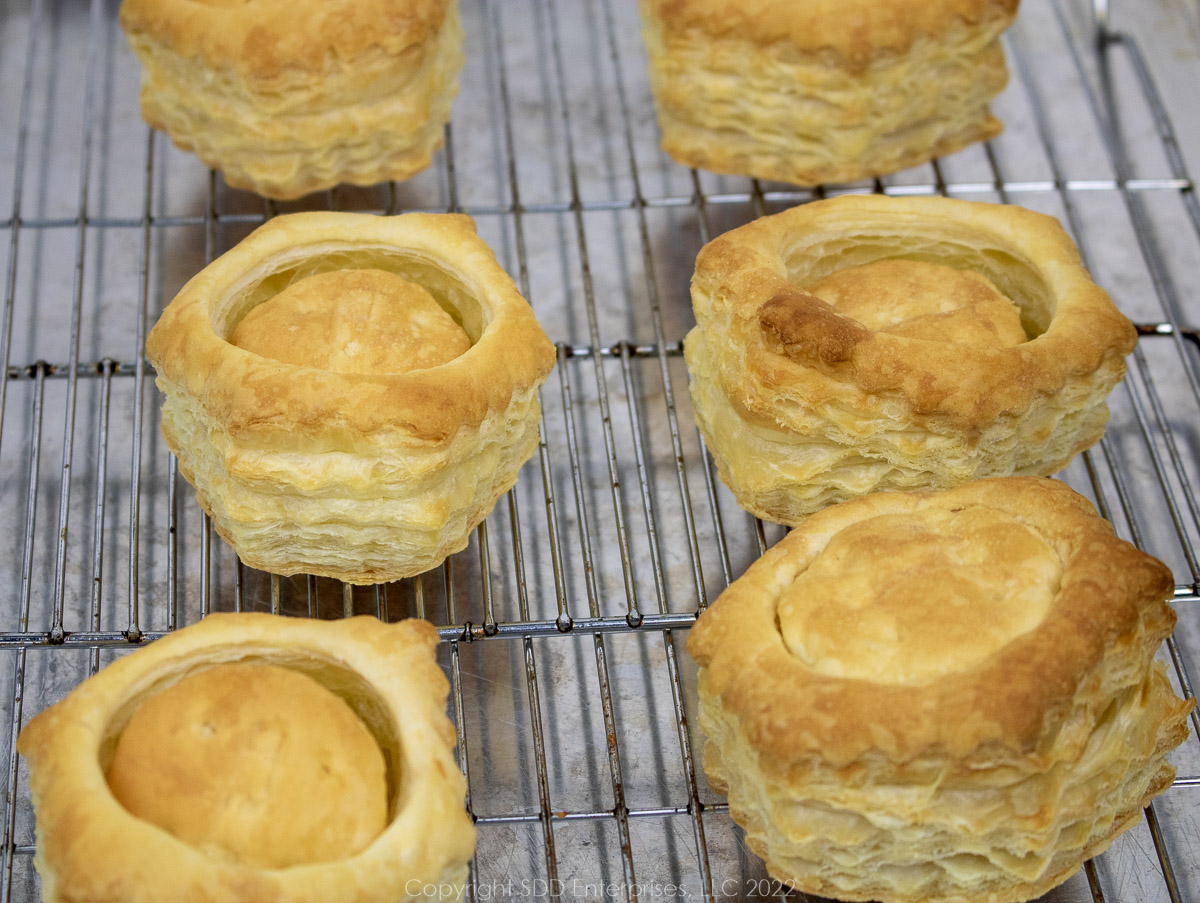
[0,0,1197,900]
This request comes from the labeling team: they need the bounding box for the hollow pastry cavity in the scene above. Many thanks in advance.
[107,663,388,869]
[684,195,1137,525]
[231,269,470,374]
[688,477,1194,903]
[638,0,1019,185]
[118,0,465,199]
[146,212,556,583]
[16,613,476,903]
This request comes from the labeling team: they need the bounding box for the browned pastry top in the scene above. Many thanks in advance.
[119,0,454,79]
[778,504,1058,686]
[644,0,1020,66]
[688,477,1177,768]
[146,212,556,446]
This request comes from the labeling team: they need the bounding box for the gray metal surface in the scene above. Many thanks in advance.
[0,0,1196,900]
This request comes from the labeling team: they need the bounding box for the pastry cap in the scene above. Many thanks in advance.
[688,477,1182,769]
[146,211,556,447]
[119,0,453,80]
[17,613,475,903]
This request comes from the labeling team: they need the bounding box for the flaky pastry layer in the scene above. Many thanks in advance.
[688,478,1193,903]
[146,212,556,583]
[685,195,1136,524]
[639,0,1019,184]
[17,614,476,903]
[119,0,464,199]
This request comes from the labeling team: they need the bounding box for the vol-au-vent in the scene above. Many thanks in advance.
[685,195,1137,524]
[691,475,1195,898]
[119,0,464,198]
[687,477,1194,903]
[146,211,556,583]
[16,614,476,903]
[638,0,1020,184]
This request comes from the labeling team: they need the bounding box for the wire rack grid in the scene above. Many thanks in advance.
[0,0,1196,900]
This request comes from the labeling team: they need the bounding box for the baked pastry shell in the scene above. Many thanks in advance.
[685,195,1138,523]
[16,613,475,903]
[639,0,1020,185]
[687,476,1181,769]
[144,211,555,582]
[687,477,1193,902]
[119,0,465,199]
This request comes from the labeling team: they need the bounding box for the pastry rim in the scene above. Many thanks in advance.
[686,477,1177,768]
[694,194,1137,430]
[642,0,1021,66]
[146,211,556,444]
[16,613,475,901]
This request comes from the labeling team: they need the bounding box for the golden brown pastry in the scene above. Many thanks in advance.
[638,0,1019,184]
[688,477,1194,903]
[146,211,556,583]
[119,0,464,199]
[17,613,476,903]
[685,195,1137,524]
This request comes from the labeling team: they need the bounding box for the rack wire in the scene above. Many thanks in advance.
[0,0,1196,900]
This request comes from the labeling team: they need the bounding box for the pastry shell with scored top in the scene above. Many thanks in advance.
[688,476,1194,903]
[638,0,1020,185]
[16,613,476,903]
[146,211,556,583]
[684,194,1137,524]
[119,0,464,199]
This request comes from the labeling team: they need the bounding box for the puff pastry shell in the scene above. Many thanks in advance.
[16,613,476,903]
[688,477,1194,903]
[639,0,1019,184]
[119,0,464,199]
[685,195,1137,524]
[145,212,556,583]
